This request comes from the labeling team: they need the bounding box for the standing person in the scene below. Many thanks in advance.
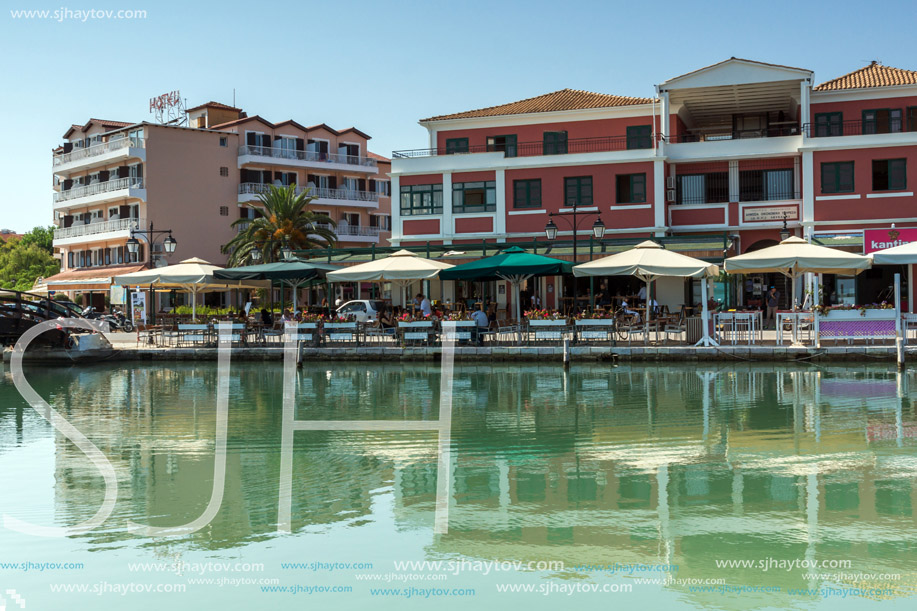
[765,286,780,327]
[420,294,432,318]
[637,284,647,305]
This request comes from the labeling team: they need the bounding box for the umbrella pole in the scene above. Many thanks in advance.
[515,280,522,345]
[644,278,652,344]
[792,270,799,346]
[696,277,718,347]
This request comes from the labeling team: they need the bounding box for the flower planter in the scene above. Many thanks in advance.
[399,320,434,341]
[285,322,318,342]
[816,309,896,342]
[528,319,567,341]
[443,320,476,341]
[574,319,616,326]
[324,322,358,343]
[527,320,568,326]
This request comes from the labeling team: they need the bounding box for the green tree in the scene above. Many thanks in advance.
[0,229,60,292]
[221,184,337,266]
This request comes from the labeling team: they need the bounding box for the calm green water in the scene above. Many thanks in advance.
[0,360,915,610]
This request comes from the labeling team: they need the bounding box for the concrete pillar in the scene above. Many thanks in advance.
[495,169,507,237]
[653,159,666,237]
[390,174,401,245]
[442,172,453,245]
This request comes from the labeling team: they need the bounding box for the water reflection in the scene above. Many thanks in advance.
[0,362,915,604]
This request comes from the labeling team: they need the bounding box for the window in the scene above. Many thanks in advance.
[873,159,907,191]
[676,173,728,205]
[543,131,568,155]
[821,162,855,194]
[626,125,652,150]
[813,112,843,137]
[370,215,391,230]
[564,176,593,206]
[277,171,297,186]
[67,252,74,268]
[219,206,229,216]
[738,169,795,201]
[908,107,917,132]
[486,135,517,157]
[373,180,391,196]
[445,138,469,154]
[219,136,228,147]
[342,212,360,226]
[863,109,903,134]
[219,166,229,177]
[400,184,443,216]
[453,181,496,213]
[513,179,542,209]
[615,174,646,204]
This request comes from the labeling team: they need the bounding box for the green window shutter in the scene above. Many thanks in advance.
[821,163,837,193]
[626,125,652,149]
[890,159,907,190]
[632,174,646,202]
[505,135,517,158]
[838,162,855,192]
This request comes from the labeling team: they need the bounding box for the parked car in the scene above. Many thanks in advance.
[335,300,385,323]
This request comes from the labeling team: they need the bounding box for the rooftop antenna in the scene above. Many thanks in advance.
[861,59,881,66]
[233,88,236,108]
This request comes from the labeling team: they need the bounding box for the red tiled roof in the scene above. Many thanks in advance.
[209,115,274,130]
[44,264,146,284]
[421,88,655,122]
[186,100,242,113]
[339,127,371,140]
[367,151,390,162]
[814,62,917,91]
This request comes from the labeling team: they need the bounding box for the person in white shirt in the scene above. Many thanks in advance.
[637,285,647,301]
[420,295,432,317]
[471,307,488,328]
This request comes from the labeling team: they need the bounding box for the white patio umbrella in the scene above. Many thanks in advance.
[870,241,917,265]
[113,257,266,321]
[724,236,871,345]
[325,250,454,307]
[573,241,720,346]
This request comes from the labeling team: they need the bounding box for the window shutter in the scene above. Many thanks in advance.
[358,179,366,191]
[890,159,907,190]
[274,135,282,143]
[247,132,256,146]
[634,174,646,202]
[274,172,282,183]
[240,206,248,219]
[63,142,73,154]
[329,176,337,190]
[118,205,130,218]
[296,138,305,151]
[63,179,73,190]
[117,165,128,178]
[839,163,854,192]
[369,179,376,192]
[99,170,109,182]
[240,169,250,183]
[63,215,73,228]
[262,134,272,147]
[307,174,317,184]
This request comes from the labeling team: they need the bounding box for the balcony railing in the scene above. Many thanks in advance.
[316,224,383,237]
[54,217,143,240]
[392,134,649,159]
[239,183,379,203]
[53,136,144,167]
[803,119,917,138]
[238,145,377,168]
[666,126,801,144]
[54,177,144,203]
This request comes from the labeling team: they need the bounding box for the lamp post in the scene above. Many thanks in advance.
[545,205,606,310]
[125,222,177,325]
[779,212,791,241]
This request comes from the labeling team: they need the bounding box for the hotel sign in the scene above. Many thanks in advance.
[742,205,799,223]
[864,227,917,254]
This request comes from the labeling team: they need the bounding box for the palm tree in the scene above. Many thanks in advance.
[222,184,337,265]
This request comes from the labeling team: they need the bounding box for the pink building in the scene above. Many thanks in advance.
[391,58,917,311]
[45,104,391,308]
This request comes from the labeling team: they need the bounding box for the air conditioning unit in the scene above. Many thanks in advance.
[666,176,676,189]
[666,189,676,203]
[152,255,168,268]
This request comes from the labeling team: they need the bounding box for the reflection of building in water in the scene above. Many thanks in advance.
[34,362,916,597]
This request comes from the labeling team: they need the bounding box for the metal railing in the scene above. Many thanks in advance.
[238,145,377,168]
[315,224,383,237]
[53,177,145,203]
[53,136,144,166]
[666,126,801,144]
[803,119,915,138]
[238,183,379,202]
[53,217,144,240]
[392,134,646,159]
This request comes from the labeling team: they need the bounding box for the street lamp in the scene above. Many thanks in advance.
[126,223,177,262]
[779,212,791,241]
[249,245,262,262]
[280,236,293,261]
[544,205,605,263]
[544,219,558,241]
[592,217,606,240]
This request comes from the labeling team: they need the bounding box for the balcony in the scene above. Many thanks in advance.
[393,134,646,158]
[316,223,385,244]
[53,136,145,174]
[53,217,144,246]
[238,183,379,208]
[804,119,917,138]
[53,177,146,210]
[237,145,378,174]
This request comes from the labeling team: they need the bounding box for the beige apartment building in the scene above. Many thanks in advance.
[45,103,392,308]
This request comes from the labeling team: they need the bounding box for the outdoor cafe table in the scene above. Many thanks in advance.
[714,311,763,344]
[776,311,814,346]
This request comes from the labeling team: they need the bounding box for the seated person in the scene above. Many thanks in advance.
[260,308,273,326]
[471,306,489,328]
[620,298,641,322]
[486,304,497,328]
[376,306,395,329]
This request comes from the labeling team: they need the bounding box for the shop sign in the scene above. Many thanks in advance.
[742,205,799,223]
[864,227,917,254]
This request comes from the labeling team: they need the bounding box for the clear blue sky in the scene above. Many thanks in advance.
[1,0,914,231]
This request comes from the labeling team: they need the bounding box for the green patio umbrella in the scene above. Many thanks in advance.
[213,260,340,312]
[439,246,573,335]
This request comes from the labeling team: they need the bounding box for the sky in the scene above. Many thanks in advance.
[0,0,915,232]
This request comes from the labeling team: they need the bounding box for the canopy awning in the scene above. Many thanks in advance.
[326,249,453,283]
